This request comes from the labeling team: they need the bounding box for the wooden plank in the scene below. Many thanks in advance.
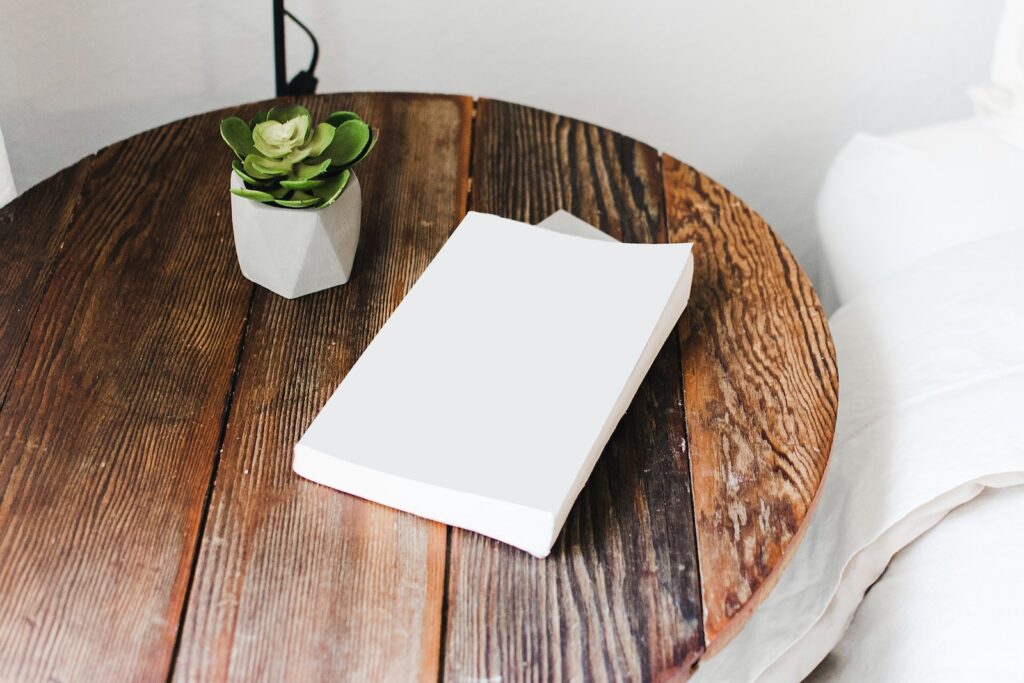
[0,159,92,403]
[662,156,838,654]
[0,113,254,680]
[442,99,704,682]
[172,93,473,682]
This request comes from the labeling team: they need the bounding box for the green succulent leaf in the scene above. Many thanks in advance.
[230,186,275,202]
[220,117,255,159]
[242,155,280,180]
[319,119,370,168]
[292,158,332,180]
[231,160,270,185]
[348,128,378,168]
[280,177,326,190]
[268,104,312,124]
[253,115,311,158]
[249,110,269,129]
[311,169,351,207]
[283,146,313,166]
[267,105,312,145]
[246,154,291,176]
[305,123,336,157]
[325,111,360,127]
[274,190,322,208]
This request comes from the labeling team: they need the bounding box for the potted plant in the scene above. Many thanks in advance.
[219,105,377,299]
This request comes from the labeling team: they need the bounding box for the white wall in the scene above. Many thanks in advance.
[0,0,272,187]
[0,0,1004,305]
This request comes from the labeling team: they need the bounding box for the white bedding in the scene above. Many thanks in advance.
[808,484,1024,682]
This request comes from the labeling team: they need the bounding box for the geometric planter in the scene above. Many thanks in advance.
[229,172,362,299]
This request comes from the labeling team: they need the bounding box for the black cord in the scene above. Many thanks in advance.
[284,8,319,90]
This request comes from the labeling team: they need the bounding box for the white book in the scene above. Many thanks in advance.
[294,211,694,557]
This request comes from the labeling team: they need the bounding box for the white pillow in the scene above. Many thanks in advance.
[816,119,1024,304]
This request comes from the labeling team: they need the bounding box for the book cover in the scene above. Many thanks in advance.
[295,211,693,557]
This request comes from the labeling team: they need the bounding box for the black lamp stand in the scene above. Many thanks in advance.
[273,0,319,97]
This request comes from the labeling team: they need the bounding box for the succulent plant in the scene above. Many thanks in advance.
[220,105,377,209]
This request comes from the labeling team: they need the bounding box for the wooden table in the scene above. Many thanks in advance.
[0,93,838,682]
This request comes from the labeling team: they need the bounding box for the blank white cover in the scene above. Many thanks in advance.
[295,211,693,557]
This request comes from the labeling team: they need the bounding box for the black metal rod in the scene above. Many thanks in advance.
[273,0,287,96]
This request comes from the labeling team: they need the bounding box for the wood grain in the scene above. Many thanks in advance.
[662,156,838,653]
[0,113,253,680]
[442,99,704,683]
[0,159,91,404]
[171,93,473,683]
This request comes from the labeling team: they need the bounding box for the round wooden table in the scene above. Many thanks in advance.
[0,93,837,682]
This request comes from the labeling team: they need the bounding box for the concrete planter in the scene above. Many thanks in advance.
[229,172,361,299]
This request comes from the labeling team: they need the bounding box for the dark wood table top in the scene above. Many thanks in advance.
[0,93,838,682]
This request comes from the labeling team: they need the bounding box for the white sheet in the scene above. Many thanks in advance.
[807,484,1024,682]
[691,230,1024,682]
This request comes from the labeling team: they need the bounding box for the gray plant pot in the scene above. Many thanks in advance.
[229,172,361,299]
